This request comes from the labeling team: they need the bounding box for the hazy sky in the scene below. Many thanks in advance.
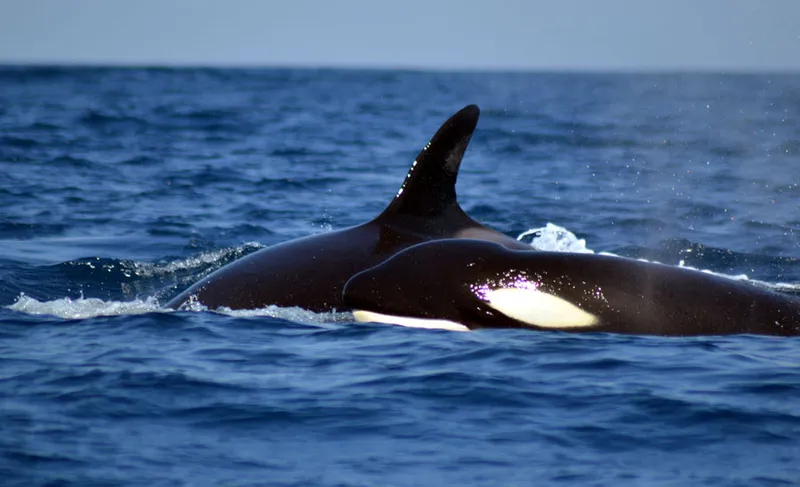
[1,0,798,71]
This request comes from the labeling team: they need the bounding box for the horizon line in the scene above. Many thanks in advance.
[1,60,799,76]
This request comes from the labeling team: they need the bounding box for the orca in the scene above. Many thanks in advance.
[342,239,800,336]
[167,105,531,311]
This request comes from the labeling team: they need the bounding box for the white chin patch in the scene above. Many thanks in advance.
[352,310,470,332]
[483,287,599,329]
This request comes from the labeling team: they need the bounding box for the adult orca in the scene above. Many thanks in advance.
[343,239,800,336]
[167,105,531,311]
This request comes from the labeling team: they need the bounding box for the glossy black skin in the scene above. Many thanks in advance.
[342,239,800,336]
[167,105,530,311]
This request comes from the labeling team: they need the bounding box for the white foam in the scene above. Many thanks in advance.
[6,292,352,325]
[215,305,353,325]
[7,294,163,319]
[517,223,594,253]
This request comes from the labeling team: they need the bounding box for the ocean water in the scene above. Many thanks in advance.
[1,67,799,486]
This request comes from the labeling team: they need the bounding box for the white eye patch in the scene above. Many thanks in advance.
[352,310,470,332]
[483,287,599,329]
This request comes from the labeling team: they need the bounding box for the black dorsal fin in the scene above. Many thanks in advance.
[377,105,479,219]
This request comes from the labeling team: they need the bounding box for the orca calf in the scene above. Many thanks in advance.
[167,106,531,311]
[343,239,800,336]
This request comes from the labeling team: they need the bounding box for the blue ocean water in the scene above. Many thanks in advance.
[1,66,799,486]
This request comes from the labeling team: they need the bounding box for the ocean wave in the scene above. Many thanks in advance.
[7,294,163,319]
[6,292,352,325]
[132,242,264,278]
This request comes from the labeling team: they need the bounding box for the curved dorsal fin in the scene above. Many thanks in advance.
[377,105,479,219]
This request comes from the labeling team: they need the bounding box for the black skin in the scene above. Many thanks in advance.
[166,105,530,312]
[343,239,800,337]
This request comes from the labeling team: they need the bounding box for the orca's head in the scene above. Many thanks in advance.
[343,239,600,331]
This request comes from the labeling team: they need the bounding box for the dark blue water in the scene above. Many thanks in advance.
[2,67,799,486]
